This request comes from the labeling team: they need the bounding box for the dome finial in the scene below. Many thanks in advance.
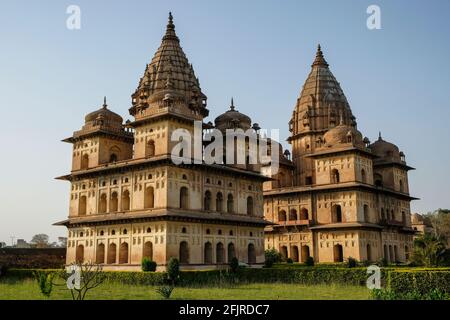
[230,97,235,111]
[103,96,108,109]
[163,11,178,41]
[378,131,382,140]
[312,43,329,67]
[169,12,173,24]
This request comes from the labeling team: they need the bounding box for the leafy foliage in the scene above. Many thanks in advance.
[33,270,55,298]
[264,248,282,268]
[141,258,157,272]
[347,257,357,268]
[155,285,174,299]
[305,256,315,267]
[411,234,446,267]
[167,258,180,284]
[229,257,239,273]
[58,262,106,300]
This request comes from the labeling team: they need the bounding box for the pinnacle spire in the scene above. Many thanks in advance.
[163,11,179,41]
[103,96,108,109]
[230,97,235,110]
[312,44,329,67]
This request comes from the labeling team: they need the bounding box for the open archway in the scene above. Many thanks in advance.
[248,243,256,264]
[216,242,225,264]
[96,243,105,264]
[333,244,343,262]
[119,242,128,264]
[204,242,212,264]
[179,241,189,264]
[228,243,236,262]
[107,243,117,264]
[76,245,84,263]
[143,241,153,261]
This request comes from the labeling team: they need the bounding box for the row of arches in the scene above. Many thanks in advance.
[383,244,407,263]
[278,208,309,222]
[79,187,155,215]
[75,241,154,264]
[179,241,256,264]
[279,245,311,262]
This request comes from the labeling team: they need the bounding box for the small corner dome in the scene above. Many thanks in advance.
[323,123,363,147]
[214,99,252,131]
[369,135,401,160]
[84,99,123,125]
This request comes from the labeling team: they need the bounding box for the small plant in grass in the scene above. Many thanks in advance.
[167,257,180,285]
[347,257,357,268]
[155,285,174,299]
[286,258,293,264]
[229,257,239,273]
[34,271,55,298]
[141,258,157,272]
[58,262,106,300]
[305,256,315,266]
[264,248,282,268]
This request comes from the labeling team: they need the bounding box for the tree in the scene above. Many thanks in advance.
[264,248,282,268]
[58,237,67,248]
[30,234,49,248]
[58,262,106,300]
[425,209,450,246]
[411,234,446,267]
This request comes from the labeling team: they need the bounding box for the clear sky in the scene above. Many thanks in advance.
[0,0,449,245]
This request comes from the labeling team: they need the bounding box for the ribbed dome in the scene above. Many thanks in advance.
[130,13,207,117]
[85,105,123,124]
[215,99,252,132]
[323,123,364,147]
[369,134,401,161]
[290,45,355,135]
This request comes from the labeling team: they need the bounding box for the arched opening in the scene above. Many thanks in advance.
[301,245,310,262]
[332,205,343,223]
[389,245,394,263]
[248,243,256,264]
[374,173,383,187]
[109,146,120,163]
[119,242,128,264]
[363,204,369,222]
[402,211,406,225]
[247,196,254,216]
[81,154,89,170]
[107,243,117,264]
[280,245,288,260]
[227,194,234,213]
[394,245,398,262]
[99,193,107,214]
[405,245,409,261]
[144,186,154,209]
[121,190,130,211]
[204,191,212,211]
[289,209,298,221]
[278,210,287,222]
[331,169,340,184]
[228,243,236,262]
[78,195,87,216]
[96,243,105,264]
[109,153,118,163]
[216,192,223,212]
[110,192,118,212]
[361,169,366,183]
[179,241,189,264]
[399,179,404,192]
[216,242,225,264]
[180,187,189,209]
[291,246,299,262]
[204,242,212,264]
[383,245,388,261]
[75,245,84,263]
[366,244,372,262]
[300,208,309,220]
[146,140,155,157]
[143,241,153,261]
[333,244,343,262]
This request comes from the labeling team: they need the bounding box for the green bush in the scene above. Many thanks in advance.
[33,271,55,298]
[229,257,239,273]
[286,258,293,264]
[167,258,180,284]
[141,258,157,272]
[388,270,450,295]
[264,248,282,268]
[347,257,357,268]
[305,256,315,267]
[155,285,174,299]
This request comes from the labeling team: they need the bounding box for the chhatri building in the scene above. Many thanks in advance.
[56,14,416,269]
[263,46,416,263]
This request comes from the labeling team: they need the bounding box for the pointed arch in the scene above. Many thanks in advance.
[110,192,118,212]
[146,140,155,157]
[96,243,105,264]
[143,241,153,260]
[248,243,256,264]
[228,243,236,262]
[204,190,212,211]
[81,154,89,170]
[179,241,189,264]
[180,187,189,209]
[121,190,130,211]
[216,192,223,212]
[119,242,129,264]
[98,193,107,214]
[204,242,212,264]
[247,196,254,216]
[107,243,117,264]
[227,193,234,213]
[216,242,225,264]
[75,244,84,263]
[79,195,87,216]
[144,186,155,209]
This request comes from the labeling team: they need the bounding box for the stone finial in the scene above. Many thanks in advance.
[378,131,382,141]
[103,96,108,109]
[163,11,178,41]
[230,97,235,111]
[312,44,329,67]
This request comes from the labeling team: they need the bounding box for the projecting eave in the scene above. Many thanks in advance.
[55,174,72,181]
[309,222,383,230]
[305,146,374,158]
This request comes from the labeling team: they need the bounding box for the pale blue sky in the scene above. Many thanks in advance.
[0,0,449,244]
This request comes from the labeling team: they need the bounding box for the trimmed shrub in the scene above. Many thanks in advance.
[388,269,450,295]
[305,256,315,267]
[347,257,357,268]
[286,258,293,264]
[167,258,180,284]
[229,257,239,273]
[264,248,282,268]
[141,258,157,272]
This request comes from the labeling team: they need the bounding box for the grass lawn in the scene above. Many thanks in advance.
[0,278,370,300]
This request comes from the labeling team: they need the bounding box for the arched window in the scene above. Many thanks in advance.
[109,153,118,163]
[332,205,343,223]
[204,242,212,264]
[333,244,343,262]
[146,140,155,157]
[301,245,310,262]
[119,242,128,264]
[248,243,256,264]
[121,190,130,211]
[180,187,189,209]
[98,193,107,214]
[204,191,212,211]
[79,195,87,216]
[110,192,118,212]
[76,245,84,263]
[289,209,297,221]
[96,243,105,264]
[81,154,89,170]
[227,194,234,213]
[181,227,187,234]
[143,241,153,261]
[291,245,299,262]
[366,244,372,262]
[280,245,288,260]
[374,173,383,187]
[361,169,366,183]
[228,243,236,262]
[389,245,394,263]
[216,242,225,264]
[109,146,120,163]
[216,192,223,212]
[107,243,117,264]
[179,241,189,264]
[144,186,154,209]
[278,210,287,222]
[300,208,309,220]
[247,196,254,216]
[399,179,404,192]
[331,169,340,184]
[363,204,369,222]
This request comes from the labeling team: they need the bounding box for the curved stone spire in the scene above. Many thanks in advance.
[289,45,355,136]
[130,12,208,118]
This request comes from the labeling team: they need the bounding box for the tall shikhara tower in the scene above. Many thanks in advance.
[264,46,417,264]
[56,14,269,270]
